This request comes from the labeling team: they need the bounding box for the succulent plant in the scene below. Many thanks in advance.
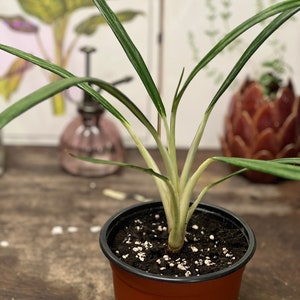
[222,73,300,183]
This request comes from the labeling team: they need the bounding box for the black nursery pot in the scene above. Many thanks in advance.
[100,201,256,300]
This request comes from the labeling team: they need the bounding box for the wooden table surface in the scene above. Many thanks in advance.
[0,146,299,300]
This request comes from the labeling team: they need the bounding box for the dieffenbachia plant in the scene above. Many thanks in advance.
[0,0,299,252]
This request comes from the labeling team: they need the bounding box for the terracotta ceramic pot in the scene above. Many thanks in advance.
[100,201,256,300]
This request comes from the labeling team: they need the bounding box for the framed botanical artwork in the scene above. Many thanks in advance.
[0,0,299,148]
[0,0,160,146]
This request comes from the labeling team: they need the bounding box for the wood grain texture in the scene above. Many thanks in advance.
[0,146,299,299]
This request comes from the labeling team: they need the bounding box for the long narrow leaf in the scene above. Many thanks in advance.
[187,168,247,221]
[90,78,177,185]
[93,0,166,117]
[0,44,171,190]
[174,0,300,111]
[0,76,125,127]
[0,44,127,123]
[213,156,300,180]
[275,158,300,165]
[0,44,165,143]
[179,8,299,189]
[205,8,300,114]
[93,78,158,136]
[70,153,169,181]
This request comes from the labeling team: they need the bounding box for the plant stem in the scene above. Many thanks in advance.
[167,158,214,253]
[123,121,175,227]
[187,168,246,222]
[179,111,210,191]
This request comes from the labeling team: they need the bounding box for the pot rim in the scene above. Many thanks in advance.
[100,201,256,283]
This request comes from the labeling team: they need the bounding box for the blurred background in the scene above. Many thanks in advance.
[0,0,299,149]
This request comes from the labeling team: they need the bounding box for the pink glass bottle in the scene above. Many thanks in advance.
[59,46,124,177]
[59,96,124,177]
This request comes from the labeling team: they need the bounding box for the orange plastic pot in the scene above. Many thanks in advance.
[100,202,256,300]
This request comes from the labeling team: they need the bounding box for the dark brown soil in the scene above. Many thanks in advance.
[111,208,248,277]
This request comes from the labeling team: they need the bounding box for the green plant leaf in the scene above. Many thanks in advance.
[91,78,177,188]
[187,168,247,221]
[18,0,94,24]
[205,8,299,114]
[275,158,300,165]
[174,0,300,111]
[179,7,300,189]
[69,153,169,182]
[0,44,171,174]
[75,10,143,35]
[91,78,158,136]
[213,156,300,180]
[0,76,125,128]
[0,44,127,124]
[0,0,298,255]
[93,0,166,118]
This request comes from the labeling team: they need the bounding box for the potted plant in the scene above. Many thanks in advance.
[0,1,300,299]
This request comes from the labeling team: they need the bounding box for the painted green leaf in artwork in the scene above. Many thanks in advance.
[75,10,143,35]
[18,0,94,24]
[0,57,31,100]
[0,15,38,33]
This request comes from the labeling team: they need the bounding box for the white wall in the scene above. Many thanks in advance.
[1,0,299,149]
